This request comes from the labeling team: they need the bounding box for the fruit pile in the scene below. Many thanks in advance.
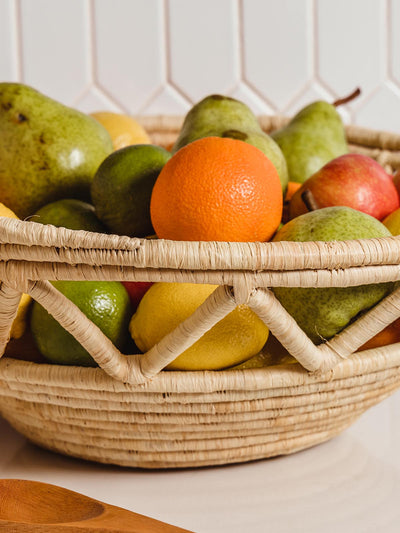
[1,82,400,371]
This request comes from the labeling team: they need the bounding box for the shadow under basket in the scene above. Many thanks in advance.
[0,116,400,469]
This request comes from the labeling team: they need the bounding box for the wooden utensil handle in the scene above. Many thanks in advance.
[0,518,192,532]
[0,479,193,532]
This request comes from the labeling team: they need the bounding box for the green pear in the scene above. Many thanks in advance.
[0,83,113,218]
[271,101,348,184]
[172,94,289,193]
[272,206,393,344]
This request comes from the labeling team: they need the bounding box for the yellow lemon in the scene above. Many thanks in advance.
[0,203,31,338]
[90,111,151,151]
[231,336,297,369]
[129,282,269,371]
[0,203,19,219]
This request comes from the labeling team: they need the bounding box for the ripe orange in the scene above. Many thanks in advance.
[150,136,283,242]
[282,181,302,224]
[284,181,302,202]
[357,318,400,352]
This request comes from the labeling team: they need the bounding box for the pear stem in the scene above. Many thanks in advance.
[333,87,361,107]
[301,189,320,212]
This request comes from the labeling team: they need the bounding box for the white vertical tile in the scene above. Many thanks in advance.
[3,0,400,134]
[20,0,91,105]
[0,0,19,81]
[242,0,312,110]
[140,85,191,115]
[230,82,274,116]
[391,0,400,85]
[354,83,400,133]
[74,86,124,114]
[168,0,239,103]
[94,0,164,114]
[317,0,385,98]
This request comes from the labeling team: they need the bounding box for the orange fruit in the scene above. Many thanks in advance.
[358,318,400,351]
[90,111,151,151]
[150,136,282,242]
[284,181,302,202]
[282,181,302,224]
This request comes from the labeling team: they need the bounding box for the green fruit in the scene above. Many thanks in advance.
[0,83,113,218]
[91,144,171,237]
[172,94,289,194]
[30,281,132,366]
[271,100,348,184]
[272,207,393,344]
[33,198,107,233]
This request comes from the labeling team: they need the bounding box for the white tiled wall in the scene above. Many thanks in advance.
[1,0,400,133]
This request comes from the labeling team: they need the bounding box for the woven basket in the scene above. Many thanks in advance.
[0,116,400,469]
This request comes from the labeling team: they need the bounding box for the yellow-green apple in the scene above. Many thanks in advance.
[289,154,400,220]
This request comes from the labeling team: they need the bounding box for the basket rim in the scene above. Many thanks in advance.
[1,217,400,274]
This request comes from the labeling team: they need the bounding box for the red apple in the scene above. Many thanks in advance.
[122,281,153,311]
[289,154,400,221]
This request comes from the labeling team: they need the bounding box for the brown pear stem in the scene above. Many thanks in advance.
[301,189,320,212]
[333,87,361,107]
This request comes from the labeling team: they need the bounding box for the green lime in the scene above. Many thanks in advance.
[32,198,107,232]
[30,281,132,366]
[91,144,171,237]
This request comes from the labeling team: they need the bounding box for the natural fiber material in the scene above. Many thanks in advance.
[0,116,399,468]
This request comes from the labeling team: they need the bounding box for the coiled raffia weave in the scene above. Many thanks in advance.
[0,116,399,469]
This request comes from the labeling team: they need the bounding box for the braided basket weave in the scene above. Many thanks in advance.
[0,116,400,469]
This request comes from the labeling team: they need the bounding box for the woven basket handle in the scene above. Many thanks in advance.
[2,275,400,384]
[3,280,241,384]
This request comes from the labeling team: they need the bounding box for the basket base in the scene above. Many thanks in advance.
[1,349,400,469]
[2,413,359,469]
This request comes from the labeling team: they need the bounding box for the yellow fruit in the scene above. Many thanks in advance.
[10,293,31,339]
[0,203,31,339]
[0,203,19,219]
[230,335,297,369]
[129,283,269,371]
[383,207,400,235]
[90,111,151,151]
